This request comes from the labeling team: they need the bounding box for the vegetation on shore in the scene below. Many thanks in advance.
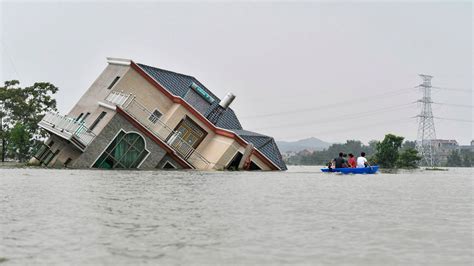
[286,134,421,169]
[371,134,421,169]
[445,149,473,167]
[0,80,58,162]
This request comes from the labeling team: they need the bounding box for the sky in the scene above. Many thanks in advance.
[1,1,472,144]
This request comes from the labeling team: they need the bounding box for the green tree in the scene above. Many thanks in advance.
[460,150,473,167]
[8,123,31,162]
[401,140,416,151]
[373,134,404,168]
[396,148,421,168]
[446,150,463,167]
[0,80,58,162]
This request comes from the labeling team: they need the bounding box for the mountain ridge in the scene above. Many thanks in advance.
[277,137,332,153]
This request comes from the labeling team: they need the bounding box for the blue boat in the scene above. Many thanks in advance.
[321,166,379,174]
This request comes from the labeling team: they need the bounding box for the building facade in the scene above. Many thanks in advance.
[33,58,287,171]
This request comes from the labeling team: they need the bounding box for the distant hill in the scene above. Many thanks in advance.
[277,137,332,153]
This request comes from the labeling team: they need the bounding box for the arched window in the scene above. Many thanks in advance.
[93,131,149,169]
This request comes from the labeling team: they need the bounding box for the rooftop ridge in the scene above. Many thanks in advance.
[137,63,196,80]
[137,62,220,101]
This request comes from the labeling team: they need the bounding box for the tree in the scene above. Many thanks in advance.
[0,80,58,162]
[396,148,421,168]
[446,150,463,167]
[460,150,473,167]
[8,123,31,162]
[373,134,404,168]
[401,140,416,150]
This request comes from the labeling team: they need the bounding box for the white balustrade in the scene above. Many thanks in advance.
[105,91,131,106]
[39,111,96,148]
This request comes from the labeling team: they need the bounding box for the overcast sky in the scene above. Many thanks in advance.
[1,1,472,144]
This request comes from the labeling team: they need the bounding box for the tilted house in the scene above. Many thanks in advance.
[34,58,287,171]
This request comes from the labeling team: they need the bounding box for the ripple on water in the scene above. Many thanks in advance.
[0,167,472,265]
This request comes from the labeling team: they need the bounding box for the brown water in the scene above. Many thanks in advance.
[0,166,472,265]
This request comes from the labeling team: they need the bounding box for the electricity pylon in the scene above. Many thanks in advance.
[416,74,437,167]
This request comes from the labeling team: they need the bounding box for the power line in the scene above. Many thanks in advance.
[241,87,415,119]
[251,102,416,131]
[431,86,472,93]
[434,117,473,123]
[432,102,474,108]
[0,38,22,80]
[275,117,414,141]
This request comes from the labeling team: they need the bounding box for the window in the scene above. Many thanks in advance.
[226,152,243,170]
[148,109,162,124]
[107,76,120,90]
[89,112,107,131]
[81,112,91,123]
[64,158,72,167]
[76,113,84,122]
[93,131,149,169]
[249,161,262,171]
[163,161,177,169]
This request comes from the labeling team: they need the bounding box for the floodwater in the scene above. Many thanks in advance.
[0,166,472,265]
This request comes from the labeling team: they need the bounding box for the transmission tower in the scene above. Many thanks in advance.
[416,74,437,167]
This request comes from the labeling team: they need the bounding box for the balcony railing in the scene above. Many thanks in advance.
[105,90,131,106]
[106,91,211,169]
[39,112,96,150]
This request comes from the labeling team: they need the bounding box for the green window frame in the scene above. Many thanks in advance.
[93,131,149,169]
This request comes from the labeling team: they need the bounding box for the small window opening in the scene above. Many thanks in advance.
[148,109,162,124]
[81,112,91,123]
[89,111,107,131]
[76,113,84,122]
[226,152,243,170]
[107,76,120,90]
[249,161,262,171]
[64,158,72,167]
[163,161,176,169]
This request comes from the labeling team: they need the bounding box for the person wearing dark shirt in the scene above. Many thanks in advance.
[333,152,346,168]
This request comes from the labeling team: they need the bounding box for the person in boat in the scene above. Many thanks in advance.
[347,153,357,168]
[356,152,370,168]
[333,152,347,168]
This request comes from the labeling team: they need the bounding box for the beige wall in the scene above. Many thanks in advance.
[67,63,130,136]
[45,135,82,168]
[111,67,175,116]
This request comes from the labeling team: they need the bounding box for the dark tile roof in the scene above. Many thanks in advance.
[232,130,287,170]
[138,63,242,130]
[137,63,286,170]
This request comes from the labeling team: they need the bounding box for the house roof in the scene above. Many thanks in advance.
[137,63,242,130]
[136,63,287,170]
[232,130,287,170]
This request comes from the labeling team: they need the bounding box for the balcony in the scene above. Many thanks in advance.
[106,91,211,169]
[38,112,96,151]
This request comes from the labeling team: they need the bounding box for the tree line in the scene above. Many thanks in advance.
[286,134,421,169]
[446,149,473,167]
[0,80,58,162]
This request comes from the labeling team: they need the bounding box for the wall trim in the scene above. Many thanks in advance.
[98,101,116,111]
[107,57,131,66]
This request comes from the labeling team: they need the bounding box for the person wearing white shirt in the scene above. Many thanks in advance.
[356,152,369,168]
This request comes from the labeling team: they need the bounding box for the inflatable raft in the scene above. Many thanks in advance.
[321,166,379,174]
